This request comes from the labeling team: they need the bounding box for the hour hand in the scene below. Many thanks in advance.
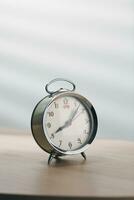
[55,123,67,134]
[55,126,63,134]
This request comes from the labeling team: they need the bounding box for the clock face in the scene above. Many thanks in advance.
[43,95,92,152]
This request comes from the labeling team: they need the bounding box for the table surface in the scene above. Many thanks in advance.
[0,128,134,200]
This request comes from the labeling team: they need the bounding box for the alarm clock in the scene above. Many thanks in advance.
[31,78,98,164]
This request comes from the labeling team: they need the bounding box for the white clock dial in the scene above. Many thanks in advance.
[43,96,91,151]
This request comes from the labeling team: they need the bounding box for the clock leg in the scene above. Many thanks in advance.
[48,153,54,164]
[81,152,86,160]
[48,153,60,164]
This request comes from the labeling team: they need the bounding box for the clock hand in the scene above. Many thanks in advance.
[54,120,69,134]
[67,104,80,124]
[55,124,66,134]
[72,110,83,122]
[54,105,80,134]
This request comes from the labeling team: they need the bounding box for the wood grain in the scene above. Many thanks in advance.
[0,128,134,199]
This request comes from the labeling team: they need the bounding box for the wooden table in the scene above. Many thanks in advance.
[0,128,134,200]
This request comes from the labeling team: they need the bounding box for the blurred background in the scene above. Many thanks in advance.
[0,0,134,140]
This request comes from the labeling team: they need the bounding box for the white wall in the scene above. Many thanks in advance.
[0,0,134,139]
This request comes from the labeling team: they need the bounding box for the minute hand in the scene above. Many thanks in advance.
[66,104,80,124]
[72,110,83,122]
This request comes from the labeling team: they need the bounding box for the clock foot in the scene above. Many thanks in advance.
[81,152,86,160]
[48,153,53,164]
[48,153,59,164]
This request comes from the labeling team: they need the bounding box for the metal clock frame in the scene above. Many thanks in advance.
[31,90,98,164]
